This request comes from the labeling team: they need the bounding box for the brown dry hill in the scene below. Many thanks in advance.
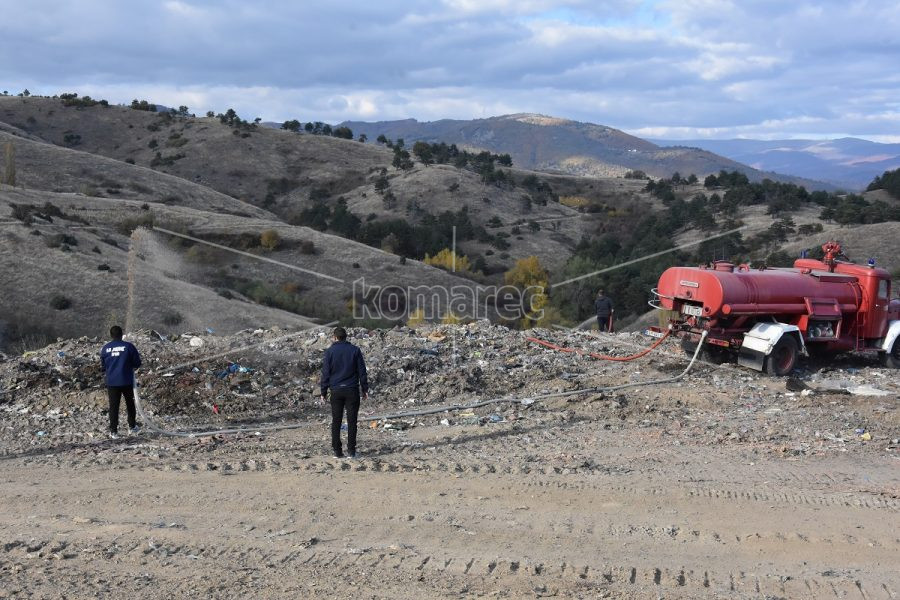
[0,96,602,272]
[0,186,489,350]
[342,113,833,189]
[0,129,271,218]
[782,220,900,271]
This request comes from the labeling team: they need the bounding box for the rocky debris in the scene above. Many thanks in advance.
[0,322,897,459]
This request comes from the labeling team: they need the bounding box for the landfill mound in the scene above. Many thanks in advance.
[1,322,897,457]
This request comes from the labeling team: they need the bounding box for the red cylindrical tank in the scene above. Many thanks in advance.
[657,264,860,318]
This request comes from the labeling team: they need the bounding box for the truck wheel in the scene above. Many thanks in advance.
[765,336,798,376]
[882,337,900,369]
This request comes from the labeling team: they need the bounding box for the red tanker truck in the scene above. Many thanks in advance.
[653,242,900,375]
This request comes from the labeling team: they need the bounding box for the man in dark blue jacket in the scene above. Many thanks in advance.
[100,325,142,439]
[320,327,368,458]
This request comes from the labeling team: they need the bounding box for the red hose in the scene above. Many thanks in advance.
[526,328,671,362]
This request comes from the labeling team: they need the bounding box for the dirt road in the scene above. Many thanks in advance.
[2,412,898,599]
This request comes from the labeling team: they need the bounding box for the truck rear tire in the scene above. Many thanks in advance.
[765,335,798,376]
[882,337,900,369]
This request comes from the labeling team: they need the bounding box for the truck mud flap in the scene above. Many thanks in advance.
[738,347,765,371]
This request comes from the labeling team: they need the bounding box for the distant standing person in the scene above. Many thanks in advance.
[100,326,142,439]
[320,327,368,458]
[594,289,614,332]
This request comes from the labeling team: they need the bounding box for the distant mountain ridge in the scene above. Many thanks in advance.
[342,113,834,191]
[649,137,900,191]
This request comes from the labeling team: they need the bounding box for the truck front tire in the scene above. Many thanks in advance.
[765,336,798,376]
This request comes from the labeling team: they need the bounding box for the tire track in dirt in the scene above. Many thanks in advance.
[17,449,900,512]
[2,534,895,599]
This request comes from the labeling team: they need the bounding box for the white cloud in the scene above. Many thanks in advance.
[163,1,205,17]
[0,0,898,140]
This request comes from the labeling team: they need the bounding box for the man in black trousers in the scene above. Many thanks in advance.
[594,289,614,332]
[100,325,142,439]
[320,327,368,458]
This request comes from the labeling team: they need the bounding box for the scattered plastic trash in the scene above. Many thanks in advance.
[217,363,253,379]
[205,328,215,334]
[440,418,450,426]
[812,380,891,396]
[56,351,65,358]
[488,414,503,423]
[36,431,46,436]
[189,337,204,348]
[847,385,891,397]
[860,432,872,441]
[855,428,866,435]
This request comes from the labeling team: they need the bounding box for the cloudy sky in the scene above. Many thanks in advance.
[2,0,899,141]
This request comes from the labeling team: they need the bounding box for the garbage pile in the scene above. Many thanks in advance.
[0,322,897,456]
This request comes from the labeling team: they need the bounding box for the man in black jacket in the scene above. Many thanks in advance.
[594,289,614,332]
[320,327,368,458]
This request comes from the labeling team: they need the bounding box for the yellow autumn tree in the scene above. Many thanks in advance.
[407,307,426,327]
[441,310,462,325]
[424,248,470,273]
[504,256,551,328]
[260,229,281,251]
